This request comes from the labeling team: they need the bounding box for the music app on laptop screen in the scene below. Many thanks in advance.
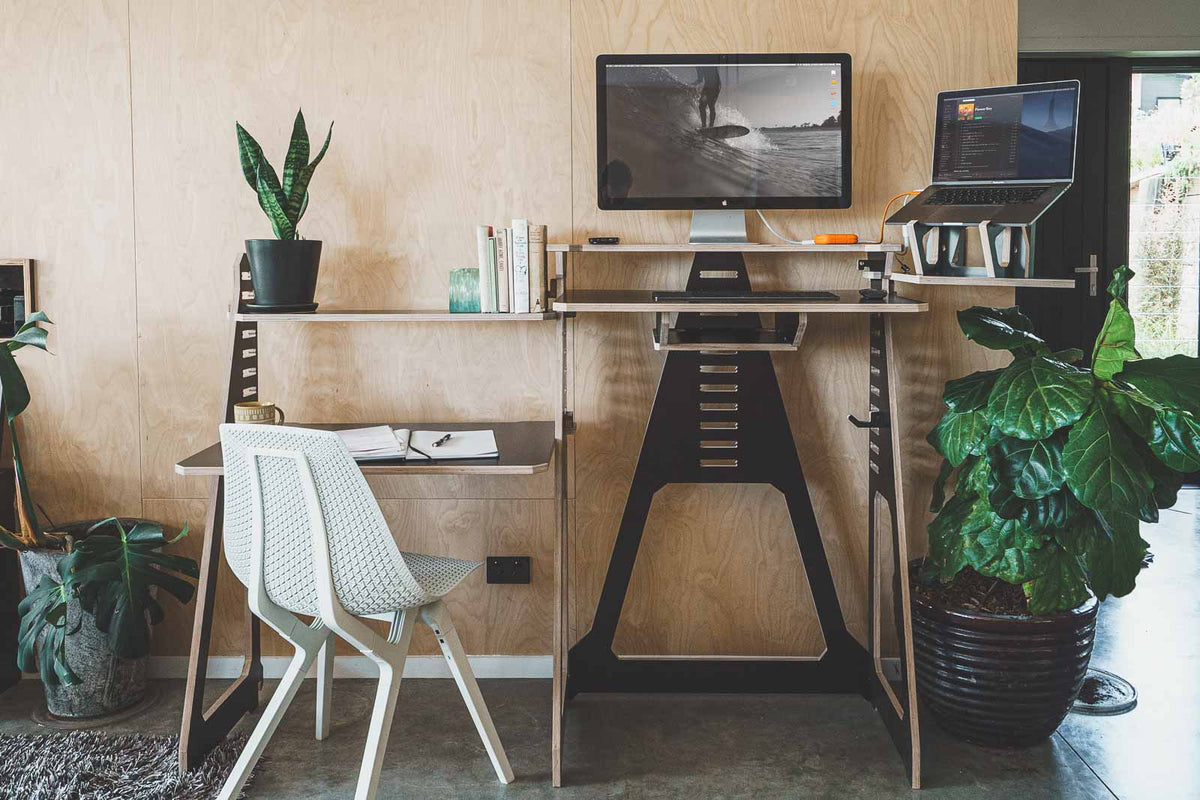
[933,84,1078,182]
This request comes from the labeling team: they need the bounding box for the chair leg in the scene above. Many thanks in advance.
[421,600,514,784]
[218,636,322,800]
[316,633,336,740]
[353,609,416,800]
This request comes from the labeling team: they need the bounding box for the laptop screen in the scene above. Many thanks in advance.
[933,81,1079,183]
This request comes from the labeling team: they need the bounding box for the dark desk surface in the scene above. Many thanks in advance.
[175,421,555,476]
[552,289,928,314]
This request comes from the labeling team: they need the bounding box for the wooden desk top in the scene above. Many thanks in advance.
[175,421,555,477]
[546,242,903,254]
[552,289,927,314]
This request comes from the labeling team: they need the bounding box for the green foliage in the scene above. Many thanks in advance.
[925,265,1199,613]
[16,519,198,684]
[0,311,54,551]
[236,109,333,240]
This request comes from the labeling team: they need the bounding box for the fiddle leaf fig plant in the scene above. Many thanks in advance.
[236,109,333,240]
[925,264,1200,614]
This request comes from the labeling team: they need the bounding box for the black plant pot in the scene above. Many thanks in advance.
[910,563,1098,748]
[245,239,322,312]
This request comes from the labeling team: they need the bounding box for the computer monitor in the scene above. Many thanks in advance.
[932,81,1080,184]
[596,53,852,214]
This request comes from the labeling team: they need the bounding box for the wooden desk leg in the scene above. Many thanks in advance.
[552,438,565,787]
[178,476,263,773]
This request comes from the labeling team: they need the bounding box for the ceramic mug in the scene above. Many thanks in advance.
[234,401,286,425]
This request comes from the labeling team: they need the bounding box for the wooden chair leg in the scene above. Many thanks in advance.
[422,600,514,785]
[316,633,336,740]
[354,609,416,800]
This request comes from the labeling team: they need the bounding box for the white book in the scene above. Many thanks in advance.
[495,227,511,312]
[506,228,515,312]
[511,218,530,314]
[528,224,546,312]
[336,426,411,461]
[475,225,495,312]
[405,430,499,461]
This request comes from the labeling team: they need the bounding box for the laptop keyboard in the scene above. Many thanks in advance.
[927,186,1047,206]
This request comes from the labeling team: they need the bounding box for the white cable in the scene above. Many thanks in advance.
[755,209,813,245]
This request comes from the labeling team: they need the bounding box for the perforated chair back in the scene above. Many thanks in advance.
[219,424,432,616]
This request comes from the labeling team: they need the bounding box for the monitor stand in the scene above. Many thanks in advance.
[688,209,748,244]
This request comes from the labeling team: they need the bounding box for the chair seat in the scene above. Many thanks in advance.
[399,552,481,601]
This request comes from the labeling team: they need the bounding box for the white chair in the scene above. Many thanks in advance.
[215,424,513,800]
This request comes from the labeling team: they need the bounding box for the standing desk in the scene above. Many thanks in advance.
[549,243,928,789]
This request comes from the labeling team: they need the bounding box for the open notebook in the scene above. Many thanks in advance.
[336,426,498,461]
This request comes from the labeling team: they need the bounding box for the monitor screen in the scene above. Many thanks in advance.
[596,54,852,210]
[933,81,1079,183]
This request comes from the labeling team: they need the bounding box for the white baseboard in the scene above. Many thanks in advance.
[146,655,552,680]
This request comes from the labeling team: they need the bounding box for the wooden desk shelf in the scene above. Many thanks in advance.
[548,242,903,254]
[553,289,927,314]
[235,309,555,322]
[886,272,1076,289]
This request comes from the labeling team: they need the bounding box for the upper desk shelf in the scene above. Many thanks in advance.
[235,310,555,323]
[548,242,903,254]
[553,290,926,314]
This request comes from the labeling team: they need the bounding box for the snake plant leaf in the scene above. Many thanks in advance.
[1063,397,1154,514]
[957,306,1048,353]
[70,519,196,660]
[927,493,993,583]
[1025,545,1090,613]
[256,165,295,241]
[283,120,333,228]
[281,109,310,212]
[1091,289,1139,381]
[1084,511,1148,600]
[236,122,270,193]
[988,429,1068,500]
[1117,355,1200,416]
[928,407,990,466]
[942,368,1003,412]
[986,356,1094,441]
[1147,409,1200,473]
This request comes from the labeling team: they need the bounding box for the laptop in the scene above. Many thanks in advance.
[887,80,1080,226]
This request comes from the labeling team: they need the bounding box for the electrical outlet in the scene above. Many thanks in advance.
[486,556,531,584]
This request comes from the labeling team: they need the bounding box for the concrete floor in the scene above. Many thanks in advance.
[1,491,1196,799]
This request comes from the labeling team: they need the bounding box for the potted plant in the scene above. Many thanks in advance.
[0,314,199,718]
[916,264,1200,747]
[236,109,334,312]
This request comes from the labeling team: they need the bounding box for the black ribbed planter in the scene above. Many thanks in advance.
[910,566,1098,748]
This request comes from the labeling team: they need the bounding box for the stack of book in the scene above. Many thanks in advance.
[475,220,550,314]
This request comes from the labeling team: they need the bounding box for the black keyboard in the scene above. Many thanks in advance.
[927,186,1047,206]
[653,290,838,302]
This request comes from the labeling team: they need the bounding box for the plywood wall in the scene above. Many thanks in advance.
[0,0,1017,660]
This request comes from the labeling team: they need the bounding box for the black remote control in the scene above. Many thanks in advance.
[859,288,888,301]
[588,236,620,245]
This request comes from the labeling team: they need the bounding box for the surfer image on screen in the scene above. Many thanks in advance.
[602,60,844,201]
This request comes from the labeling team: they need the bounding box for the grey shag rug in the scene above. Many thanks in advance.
[0,731,255,800]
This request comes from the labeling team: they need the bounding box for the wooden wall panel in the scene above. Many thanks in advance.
[569,0,1018,654]
[0,1,143,523]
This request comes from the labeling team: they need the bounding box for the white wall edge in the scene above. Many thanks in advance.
[144,655,552,680]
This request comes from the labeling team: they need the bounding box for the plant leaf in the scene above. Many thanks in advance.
[1091,291,1139,381]
[1052,348,1085,364]
[257,165,295,241]
[1025,545,1090,613]
[284,119,333,231]
[930,458,955,513]
[1147,409,1200,472]
[988,429,1068,500]
[1063,397,1154,514]
[957,306,1047,353]
[1107,263,1133,300]
[928,408,990,466]
[986,356,1095,441]
[235,123,269,193]
[1108,390,1155,440]
[1118,355,1200,416]
[927,493,993,582]
[281,109,310,214]
[1084,511,1147,600]
[943,369,1003,412]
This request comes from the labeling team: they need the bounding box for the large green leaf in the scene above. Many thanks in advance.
[235,123,279,194]
[70,519,197,660]
[986,356,1095,440]
[927,493,993,582]
[943,369,1003,412]
[0,346,43,545]
[1025,545,1090,613]
[988,430,1068,500]
[1118,355,1200,416]
[1107,263,1133,300]
[927,408,990,466]
[256,165,295,241]
[283,119,333,230]
[1147,409,1200,472]
[957,306,1047,353]
[16,559,80,686]
[1063,397,1154,514]
[281,109,310,218]
[1091,292,1138,381]
[929,458,954,513]
[989,474,1078,531]
[1108,389,1155,440]
[1084,511,1147,600]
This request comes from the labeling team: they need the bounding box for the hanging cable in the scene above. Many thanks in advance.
[756,191,921,246]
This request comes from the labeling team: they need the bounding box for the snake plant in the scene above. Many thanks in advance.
[924,264,1200,613]
[236,109,333,240]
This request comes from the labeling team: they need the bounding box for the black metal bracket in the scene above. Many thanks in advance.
[848,412,890,429]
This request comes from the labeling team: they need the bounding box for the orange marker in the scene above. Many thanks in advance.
[813,233,859,245]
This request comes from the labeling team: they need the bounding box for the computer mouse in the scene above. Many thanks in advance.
[859,288,888,301]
